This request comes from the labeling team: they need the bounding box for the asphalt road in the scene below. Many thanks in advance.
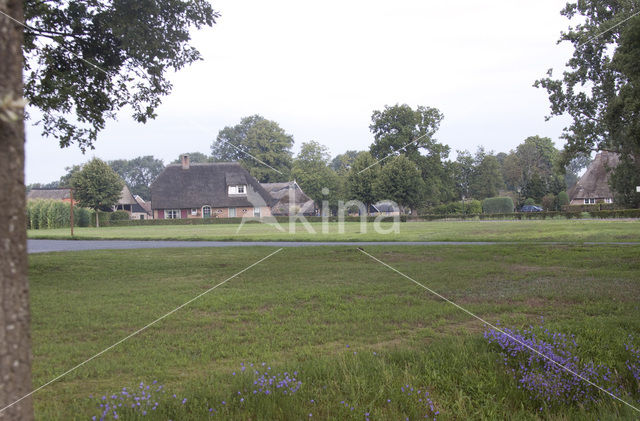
[28,239,504,253]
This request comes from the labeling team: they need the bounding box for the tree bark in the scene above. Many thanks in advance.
[0,0,34,419]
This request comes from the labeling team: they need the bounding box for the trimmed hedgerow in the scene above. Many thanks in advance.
[108,215,407,227]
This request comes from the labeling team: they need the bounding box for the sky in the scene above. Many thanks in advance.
[24,0,577,184]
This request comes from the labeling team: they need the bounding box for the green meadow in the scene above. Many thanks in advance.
[27,218,640,242]
[28,245,640,419]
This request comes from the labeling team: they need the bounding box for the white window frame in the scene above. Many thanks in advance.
[584,198,596,204]
[253,207,261,217]
[191,208,198,216]
[202,206,212,218]
[229,207,236,217]
[165,209,179,219]
[228,185,247,195]
[604,198,613,204]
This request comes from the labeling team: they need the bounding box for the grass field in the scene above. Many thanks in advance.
[27,219,640,242]
[28,245,640,419]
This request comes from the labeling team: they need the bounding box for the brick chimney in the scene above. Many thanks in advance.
[181,154,190,170]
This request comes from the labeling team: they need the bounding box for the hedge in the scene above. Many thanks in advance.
[424,200,482,215]
[108,214,407,227]
[482,197,514,214]
[562,204,621,212]
[414,209,640,221]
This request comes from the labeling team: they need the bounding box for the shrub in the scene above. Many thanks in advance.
[75,208,91,227]
[482,197,514,214]
[110,210,131,221]
[466,200,482,214]
[557,191,569,207]
[541,193,556,211]
[91,211,113,227]
[524,197,535,206]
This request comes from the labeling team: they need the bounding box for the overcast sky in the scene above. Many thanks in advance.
[25,0,577,184]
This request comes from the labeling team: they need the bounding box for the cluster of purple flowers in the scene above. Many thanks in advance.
[90,380,187,420]
[89,351,442,419]
[400,384,439,420]
[625,336,640,399]
[485,323,621,408]
[241,362,303,396]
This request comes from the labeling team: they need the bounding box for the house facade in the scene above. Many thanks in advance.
[150,156,275,219]
[568,151,619,205]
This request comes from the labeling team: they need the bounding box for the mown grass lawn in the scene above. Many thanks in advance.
[28,245,640,420]
[27,219,640,242]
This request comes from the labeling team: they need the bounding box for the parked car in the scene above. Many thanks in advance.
[520,205,544,212]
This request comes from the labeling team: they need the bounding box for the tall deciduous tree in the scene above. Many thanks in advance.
[109,156,164,200]
[535,2,640,206]
[369,104,444,161]
[605,16,640,207]
[71,158,124,227]
[374,155,425,211]
[211,115,294,182]
[369,104,450,204]
[451,150,474,199]
[291,141,340,210]
[469,150,504,200]
[23,0,219,150]
[347,152,380,210]
[0,1,33,418]
[171,152,211,164]
[330,150,360,174]
[2,2,217,418]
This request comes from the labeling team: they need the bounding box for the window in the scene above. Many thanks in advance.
[202,206,211,219]
[584,198,596,204]
[229,207,236,217]
[191,208,198,216]
[605,198,613,204]
[166,209,179,219]
[254,207,260,217]
[228,185,247,195]
[139,215,145,220]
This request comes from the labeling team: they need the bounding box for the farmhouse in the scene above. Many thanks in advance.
[261,181,315,216]
[568,151,619,205]
[113,185,153,220]
[150,155,276,219]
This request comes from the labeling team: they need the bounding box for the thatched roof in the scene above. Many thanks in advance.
[261,181,316,215]
[150,162,275,209]
[568,151,619,200]
[27,189,71,201]
[118,185,138,206]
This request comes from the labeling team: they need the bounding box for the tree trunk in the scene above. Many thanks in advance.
[0,0,34,419]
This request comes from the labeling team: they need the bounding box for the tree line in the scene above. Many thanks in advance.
[28,104,596,213]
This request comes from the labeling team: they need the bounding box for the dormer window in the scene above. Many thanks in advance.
[228,184,247,195]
